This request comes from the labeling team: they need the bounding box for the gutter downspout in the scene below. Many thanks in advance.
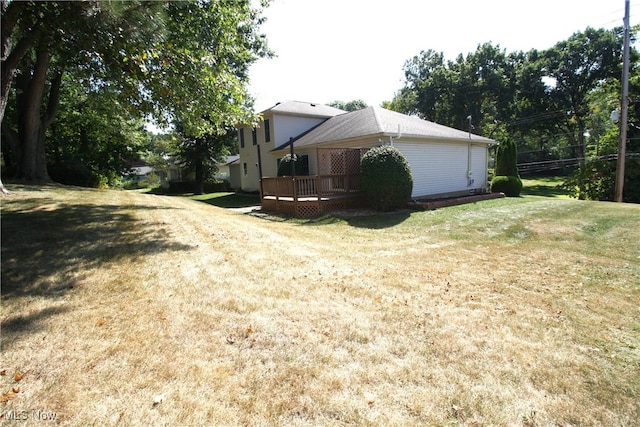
[289,137,297,208]
[467,115,474,187]
[467,141,474,187]
[257,144,263,198]
[389,125,402,146]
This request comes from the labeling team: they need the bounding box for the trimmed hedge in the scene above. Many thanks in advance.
[360,145,413,211]
[490,175,523,197]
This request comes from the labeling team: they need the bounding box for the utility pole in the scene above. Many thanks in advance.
[615,0,631,202]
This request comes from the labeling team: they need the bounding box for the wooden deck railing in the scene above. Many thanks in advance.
[261,174,361,199]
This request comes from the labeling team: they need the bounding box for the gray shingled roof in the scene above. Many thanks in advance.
[274,106,495,151]
[262,100,345,118]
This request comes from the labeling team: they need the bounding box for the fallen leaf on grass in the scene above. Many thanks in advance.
[96,319,107,326]
[0,388,19,403]
[364,391,376,406]
[152,394,165,406]
[226,335,236,344]
[244,325,253,338]
[13,373,24,382]
[0,370,6,376]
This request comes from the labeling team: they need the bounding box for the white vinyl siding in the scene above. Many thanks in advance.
[273,116,326,149]
[395,141,488,198]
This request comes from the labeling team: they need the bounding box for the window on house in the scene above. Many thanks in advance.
[243,162,248,176]
[239,128,245,148]
[299,154,310,175]
[276,154,310,175]
[264,119,271,142]
[252,128,257,145]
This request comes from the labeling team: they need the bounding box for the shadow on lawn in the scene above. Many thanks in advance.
[195,193,261,209]
[1,198,193,300]
[521,176,572,198]
[292,210,411,229]
[1,305,71,340]
[521,184,572,197]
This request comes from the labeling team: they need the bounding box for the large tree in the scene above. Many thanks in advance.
[175,126,236,195]
[328,99,368,111]
[538,27,624,159]
[1,0,270,183]
[45,74,147,187]
[390,27,628,164]
[1,1,164,181]
[390,44,518,136]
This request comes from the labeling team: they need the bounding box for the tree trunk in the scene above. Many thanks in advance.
[15,47,53,181]
[34,72,62,181]
[194,159,205,195]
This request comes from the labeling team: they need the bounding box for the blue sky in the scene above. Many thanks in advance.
[248,0,638,112]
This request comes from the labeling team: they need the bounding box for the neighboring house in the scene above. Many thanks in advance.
[236,101,497,215]
[126,161,155,183]
[125,154,240,189]
[215,155,240,181]
[226,157,242,190]
[215,155,242,190]
[154,159,182,188]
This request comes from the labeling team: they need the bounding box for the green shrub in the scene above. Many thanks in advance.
[49,162,105,188]
[491,139,522,197]
[490,175,523,197]
[494,139,519,177]
[562,156,640,202]
[277,154,307,176]
[360,145,413,211]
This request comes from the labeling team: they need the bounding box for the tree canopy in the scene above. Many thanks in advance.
[328,99,368,112]
[1,0,271,183]
[389,27,637,166]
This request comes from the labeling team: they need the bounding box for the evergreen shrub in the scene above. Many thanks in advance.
[491,140,522,197]
[360,145,413,211]
[490,175,523,197]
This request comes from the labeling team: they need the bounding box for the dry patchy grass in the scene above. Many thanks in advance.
[1,185,639,426]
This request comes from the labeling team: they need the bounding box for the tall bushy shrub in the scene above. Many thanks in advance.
[563,156,640,202]
[360,145,413,211]
[491,139,522,196]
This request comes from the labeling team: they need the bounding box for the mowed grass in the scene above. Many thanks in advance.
[1,184,639,426]
[521,175,572,198]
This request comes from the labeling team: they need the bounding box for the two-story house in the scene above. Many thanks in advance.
[236,101,345,192]
[237,100,498,216]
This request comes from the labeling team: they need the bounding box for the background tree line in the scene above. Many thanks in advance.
[1,0,271,193]
[386,26,640,201]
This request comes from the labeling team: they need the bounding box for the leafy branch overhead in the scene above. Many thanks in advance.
[1,0,272,182]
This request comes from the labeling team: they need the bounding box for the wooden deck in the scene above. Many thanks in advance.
[260,175,365,217]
